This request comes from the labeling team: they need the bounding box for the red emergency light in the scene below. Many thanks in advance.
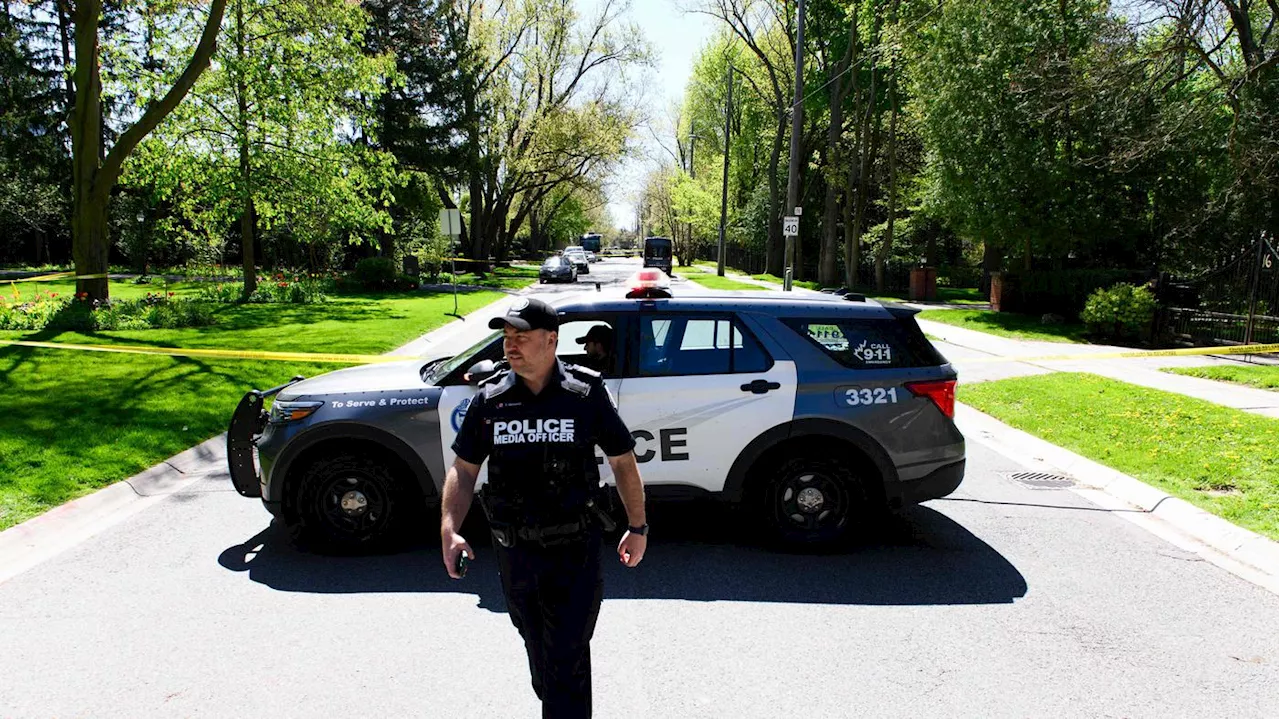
[626,268,671,299]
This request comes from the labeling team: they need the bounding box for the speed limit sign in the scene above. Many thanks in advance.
[783,216,799,236]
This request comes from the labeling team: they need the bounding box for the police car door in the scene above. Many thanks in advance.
[436,317,624,487]
[616,313,796,493]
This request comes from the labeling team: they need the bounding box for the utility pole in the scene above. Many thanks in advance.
[689,132,698,179]
[782,0,807,291]
[718,63,733,278]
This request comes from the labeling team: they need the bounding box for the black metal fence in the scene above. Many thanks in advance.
[1156,236,1279,347]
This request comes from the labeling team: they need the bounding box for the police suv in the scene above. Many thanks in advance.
[227,275,964,552]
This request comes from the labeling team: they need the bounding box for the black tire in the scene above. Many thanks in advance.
[756,457,867,548]
[287,453,411,554]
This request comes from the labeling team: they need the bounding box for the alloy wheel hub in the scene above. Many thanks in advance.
[796,486,825,513]
[339,489,369,515]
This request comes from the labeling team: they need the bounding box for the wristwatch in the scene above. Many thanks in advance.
[628,523,649,537]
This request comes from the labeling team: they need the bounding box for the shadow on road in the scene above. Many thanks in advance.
[218,501,1026,609]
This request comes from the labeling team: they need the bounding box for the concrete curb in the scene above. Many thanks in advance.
[0,435,226,585]
[956,403,1279,593]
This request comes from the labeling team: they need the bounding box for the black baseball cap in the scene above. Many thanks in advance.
[575,324,613,345]
[488,297,559,332]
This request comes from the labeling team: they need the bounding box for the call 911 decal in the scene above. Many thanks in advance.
[838,386,899,406]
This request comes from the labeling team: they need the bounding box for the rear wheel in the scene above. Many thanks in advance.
[288,453,410,554]
[758,457,866,548]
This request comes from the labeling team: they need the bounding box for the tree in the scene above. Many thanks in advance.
[690,0,802,275]
[1141,0,1280,248]
[363,0,477,262]
[911,0,1109,274]
[68,0,227,301]
[0,3,68,265]
[461,0,644,264]
[126,0,395,296]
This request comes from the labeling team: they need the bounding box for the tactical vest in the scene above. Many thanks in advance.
[479,363,604,527]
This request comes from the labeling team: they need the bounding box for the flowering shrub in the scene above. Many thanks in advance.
[0,288,214,331]
[193,273,331,304]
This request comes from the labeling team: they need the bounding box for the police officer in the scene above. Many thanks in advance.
[440,297,648,719]
[575,324,614,375]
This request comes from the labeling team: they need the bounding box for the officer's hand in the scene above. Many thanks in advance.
[443,531,474,579]
[617,531,647,568]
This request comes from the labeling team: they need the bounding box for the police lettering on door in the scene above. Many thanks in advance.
[593,427,688,464]
[493,418,576,445]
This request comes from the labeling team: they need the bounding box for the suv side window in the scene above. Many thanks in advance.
[783,317,944,369]
[637,315,771,376]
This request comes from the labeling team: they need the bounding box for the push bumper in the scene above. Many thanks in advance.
[225,376,304,499]
[889,459,965,507]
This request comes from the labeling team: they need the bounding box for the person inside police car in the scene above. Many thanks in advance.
[440,297,648,719]
[576,324,614,375]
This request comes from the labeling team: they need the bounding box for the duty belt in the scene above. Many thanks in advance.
[491,520,589,548]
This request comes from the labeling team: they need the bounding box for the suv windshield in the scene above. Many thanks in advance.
[645,240,671,259]
[426,329,502,383]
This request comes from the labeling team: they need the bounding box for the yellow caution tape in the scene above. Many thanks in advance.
[962,343,1279,364]
[8,272,111,283]
[0,338,1272,368]
[0,339,411,365]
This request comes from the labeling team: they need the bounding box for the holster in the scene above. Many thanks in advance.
[586,490,617,533]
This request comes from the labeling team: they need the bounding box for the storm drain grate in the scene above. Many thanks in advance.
[1007,471,1075,489]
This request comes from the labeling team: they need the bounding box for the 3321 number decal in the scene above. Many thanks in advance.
[844,387,898,406]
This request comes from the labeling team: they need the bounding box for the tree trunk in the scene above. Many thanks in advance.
[766,116,785,275]
[981,240,1001,295]
[820,74,845,286]
[875,64,898,293]
[70,0,108,300]
[235,0,256,298]
[69,0,226,301]
[466,93,484,261]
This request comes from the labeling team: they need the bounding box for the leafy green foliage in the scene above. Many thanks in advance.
[123,0,398,288]
[1080,283,1158,340]
[353,257,402,291]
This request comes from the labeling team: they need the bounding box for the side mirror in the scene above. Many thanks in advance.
[465,359,498,385]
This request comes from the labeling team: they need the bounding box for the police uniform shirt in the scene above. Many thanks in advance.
[452,361,636,524]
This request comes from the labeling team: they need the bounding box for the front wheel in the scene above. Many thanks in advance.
[757,457,866,548]
[288,453,410,554]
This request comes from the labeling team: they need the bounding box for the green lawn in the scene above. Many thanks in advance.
[872,287,988,305]
[0,290,506,530]
[960,373,1279,539]
[688,274,770,291]
[749,273,823,290]
[435,265,537,290]
[918,309,1090,343]
[1162,364,1279,391]
[3,275,213,303]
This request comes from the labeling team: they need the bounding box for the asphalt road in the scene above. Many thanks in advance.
[0,268,1276,718]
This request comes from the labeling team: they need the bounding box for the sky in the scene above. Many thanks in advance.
[602,0,718,229]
